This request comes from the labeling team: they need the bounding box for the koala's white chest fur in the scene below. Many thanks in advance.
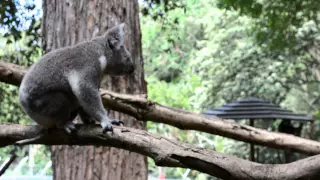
[99,55,108,85]
[99,55,107,72]
[67,70,82,97]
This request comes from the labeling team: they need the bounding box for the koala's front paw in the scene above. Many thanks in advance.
[101,119,124,133]
[101,121,113,133]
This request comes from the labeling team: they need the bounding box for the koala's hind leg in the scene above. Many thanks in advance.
[78,107,123,126]
[67,71,123,133]
[17,92,78,145]
[77,107,96,124]
[22,91,78,134]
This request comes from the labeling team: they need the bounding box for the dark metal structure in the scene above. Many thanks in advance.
[204,97,313,121]
[203,97,313,161]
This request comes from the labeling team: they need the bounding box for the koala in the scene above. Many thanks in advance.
[19,23,134,135]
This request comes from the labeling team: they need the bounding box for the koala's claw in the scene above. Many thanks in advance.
[63,122,77,134]
[101,119,124,133]
[102,123,113,133]
[110,120,124,126]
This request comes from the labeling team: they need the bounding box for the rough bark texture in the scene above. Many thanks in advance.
[41,0,147,180]
[1,124,320,180]
[2,61,320,156]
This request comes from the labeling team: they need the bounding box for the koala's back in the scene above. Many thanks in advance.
[20,41,102,100]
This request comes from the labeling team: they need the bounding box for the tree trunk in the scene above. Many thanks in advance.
[42,0,147,179]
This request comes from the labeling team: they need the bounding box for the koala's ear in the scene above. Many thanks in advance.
[106,23,125,50]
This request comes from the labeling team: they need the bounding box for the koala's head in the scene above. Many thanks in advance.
[103,23,134,75]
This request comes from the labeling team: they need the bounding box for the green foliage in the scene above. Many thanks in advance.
[2,145,52,176]
[147,73,200,111]
[0,0,42,65]
[141,1,219,179]
[0,0,42,126]
[141,1,205,82]
[0,84,28,124]
[191,3,317,109]
[217,0,320,50]
[215,0,320,150]
[145,73,203,179]
[143,0,320,177]
[141,0,187,21]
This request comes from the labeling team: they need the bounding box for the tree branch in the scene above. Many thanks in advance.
[0,61,26,86]
[1,61,320,155]
[100,89,320,155]
[0,152,17,176]
[1,124,320,180]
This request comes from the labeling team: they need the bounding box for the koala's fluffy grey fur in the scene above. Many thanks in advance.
[19,23,134,134]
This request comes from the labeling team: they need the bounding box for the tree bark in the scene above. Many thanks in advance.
[1,61,320,155]
[1,124,320,180]
[41,0,147,180]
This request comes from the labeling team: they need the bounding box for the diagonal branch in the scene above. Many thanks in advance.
[1,124,320,180]
[1,61,320,155]
[100,89,320,155]
[0,152,17,176]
